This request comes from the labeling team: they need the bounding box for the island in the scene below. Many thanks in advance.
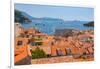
[83,21,94,27]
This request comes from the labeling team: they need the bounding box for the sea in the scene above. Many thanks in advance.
[22,20,94,35]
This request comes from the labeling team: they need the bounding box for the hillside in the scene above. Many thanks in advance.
[15,9,32,23]
[83,21,94,27]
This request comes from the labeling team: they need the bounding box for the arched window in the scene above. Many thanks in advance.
[56,49,63,56]
[65,48,72,55]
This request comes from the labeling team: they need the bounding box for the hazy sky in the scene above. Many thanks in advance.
[15,3,94,21]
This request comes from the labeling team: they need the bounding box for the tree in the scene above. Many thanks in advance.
[31,47,47,59]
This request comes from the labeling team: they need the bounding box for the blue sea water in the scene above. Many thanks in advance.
[22,20,94,35]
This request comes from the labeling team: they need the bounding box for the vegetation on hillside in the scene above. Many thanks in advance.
[83,21,94,27]
[15,9,31,23]
[31,47,47,59]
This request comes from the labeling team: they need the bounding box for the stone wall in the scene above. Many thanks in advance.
[31,56,93,64]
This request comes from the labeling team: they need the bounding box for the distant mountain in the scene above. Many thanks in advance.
[40,17,63,21]
[22,12,34,20]
[64,20,89,23]
[32,17,63,20]
[83,21,94,27]
[15,9,64,24]
[15,9,32,23]
[32,17,64,23]
[15,9,92,27]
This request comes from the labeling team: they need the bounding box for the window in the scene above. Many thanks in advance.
[31,42,43,46]
[17,41,23,45]
[24,31,28,34]
[35,42,42,46]
[27,39,31,44]
[66,48,72,55]
[15,54,18,56]
[30,42,35,46]
[26,35,29,38]
[51,42,54,45]
[47,54,51,57]
[56,49,63,56]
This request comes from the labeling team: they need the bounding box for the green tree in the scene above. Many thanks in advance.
[31,47,47,59]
